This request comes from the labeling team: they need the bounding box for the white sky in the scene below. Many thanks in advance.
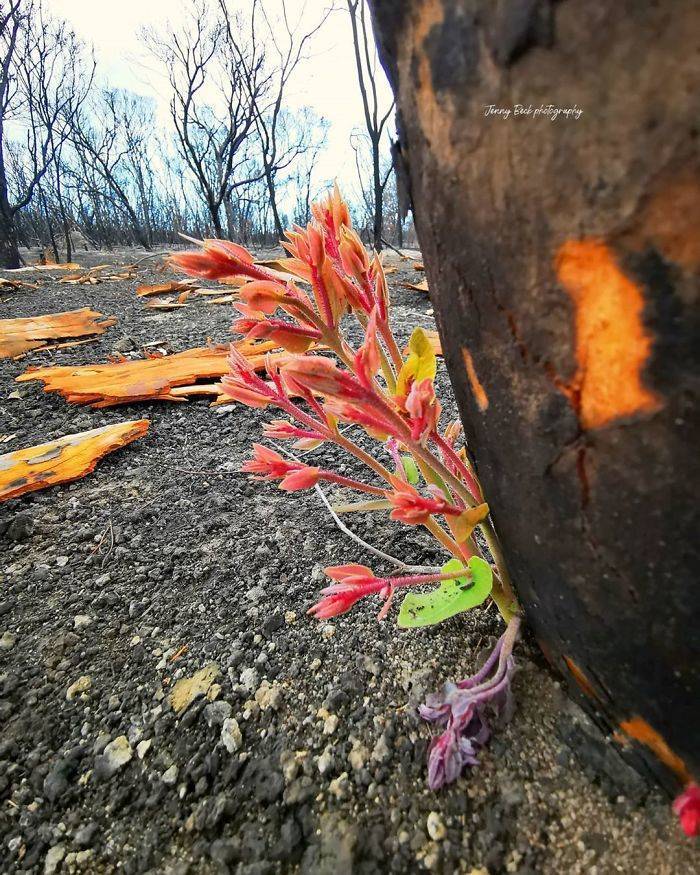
[43,0,395,196]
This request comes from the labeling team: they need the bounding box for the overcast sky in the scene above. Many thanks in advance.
[43,0,394,196]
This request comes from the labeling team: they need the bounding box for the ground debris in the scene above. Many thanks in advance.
[0,308,117,359]
[0,419,149,501]
[16,340,283,407]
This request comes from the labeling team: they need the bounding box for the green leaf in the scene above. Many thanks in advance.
[397,557,493,628]
[401,455,420,485]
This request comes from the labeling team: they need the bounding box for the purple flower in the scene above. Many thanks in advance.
[421,617,520,789]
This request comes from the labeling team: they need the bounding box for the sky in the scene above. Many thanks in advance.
[43,0,395,197]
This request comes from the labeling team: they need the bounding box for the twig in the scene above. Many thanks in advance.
[380,237,418,260]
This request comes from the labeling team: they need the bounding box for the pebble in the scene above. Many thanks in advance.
[239,667,259,692]
[0,631,16,650]
[204,700,232,727]
[162,764,178,785]
[44,843,66,874]
[93,735,132,780]
[427,811,447,841]
[254,680,282,711]
[348,741,369,771]
[221,718,242,753]
[136,739,152,760]
[66,675,92,701]
[329,771,350,799]
[73,615,92,630]
[317,748,335,775]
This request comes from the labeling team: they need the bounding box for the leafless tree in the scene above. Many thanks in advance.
[227,0,331,238]
[70,89,159,249]
[0,0,90,267]
[145,1,268,238]
[346,0,394,250]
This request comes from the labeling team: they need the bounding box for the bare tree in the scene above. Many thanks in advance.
[71,89,158,249]
[227,0,331,238]
[0,0,90,267]
[145,1,267,238]
[346,0,394,250]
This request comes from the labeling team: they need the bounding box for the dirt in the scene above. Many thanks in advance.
[0,249,697,874]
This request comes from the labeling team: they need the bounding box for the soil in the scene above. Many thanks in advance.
[1,249,697,874]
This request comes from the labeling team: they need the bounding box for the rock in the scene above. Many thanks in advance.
[371,732,391,764]
[262,611,284,637]
[66,675,91,701]
[6,512,33,542]
[321,624,335,639]
[329,771,350,799]
[221,718,242,753]
[136,739,152,760]
[317,748,334,776]
[162,764,178,785]
[323,714,339,735]
[203,700,232,727]
[427,811,447,841]
[93,736,132,781]
[73,615,93,630]
[73,822,98,849]
[254,680,282,711]
[348,741,369,771]
[169,663,220,714]
[284,611,297,624]
[113,335,136,352]
[239,667,259,693]
[44,843,65,874]
[0,631,16,650]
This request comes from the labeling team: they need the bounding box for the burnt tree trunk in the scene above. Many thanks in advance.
[369,0,699,791]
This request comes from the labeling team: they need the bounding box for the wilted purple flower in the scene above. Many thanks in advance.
[420,617,520,789]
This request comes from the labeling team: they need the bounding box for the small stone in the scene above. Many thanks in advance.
[317,748,334,776]
[169,663,220,714]
[284,610,297,624]
[73,615,92,630]
[0,631,16,650]
[323,714,339,735]
[66,675,91,701]
[254,680,282,711]
[426,811,446,841]
[73,822,98,849]
[321,624,335,639]
[221,718,242,753]
[75,850,94,868]
[136,739,152,760]
[162,764,178,785]
[94,735,132,780]
[348,741,369,771]
[371,732,391,763]
[204,700,232,727]
[239,667,259,692]
[329,771,350,799]
[44,843,66,874]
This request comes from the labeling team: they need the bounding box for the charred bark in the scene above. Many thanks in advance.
[369,0,700,791]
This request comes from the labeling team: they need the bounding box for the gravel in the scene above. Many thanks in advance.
[0,248,697,873]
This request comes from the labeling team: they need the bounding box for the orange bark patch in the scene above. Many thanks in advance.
[618,716,690,783]
[0,420,149,502]
[555,240,662,429]
[462,347,489,411]
[563,656,600,702]
[0,308,117,359]
[16,341,283,408]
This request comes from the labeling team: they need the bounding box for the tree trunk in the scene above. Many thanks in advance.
[369,0,700,792]
[0,205,21,269]
[372,139,383,250]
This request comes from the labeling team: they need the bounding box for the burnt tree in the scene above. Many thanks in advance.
[369,0,699,791]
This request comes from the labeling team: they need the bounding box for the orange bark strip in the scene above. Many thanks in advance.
[555,239,663,429]
[462,347,489,411]
[0,308,117,359]
[136,281,197,297]
[16,341,280,408]
[563,656,600,702]
[0,420,149,502]
[618,716,691,783]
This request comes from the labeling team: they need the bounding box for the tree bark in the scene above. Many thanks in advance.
[369,0,700,792]
[0,205,20,269]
